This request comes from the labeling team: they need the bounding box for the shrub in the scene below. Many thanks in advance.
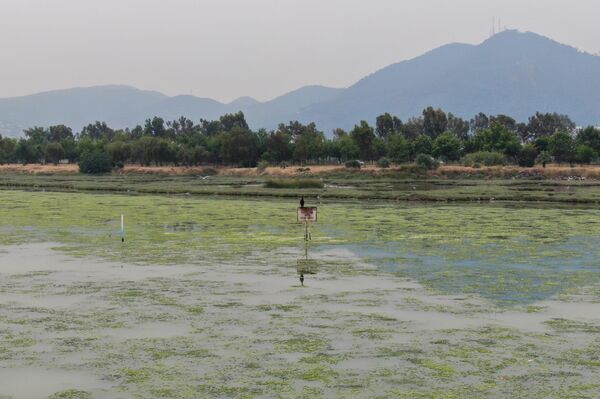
[396,164,429,177]
[79,150,112,174]
[517,144,538,167]
[377,157,391,168]
[256,160,269,172]
[199,167,218,176]
[463,151,506,167]
[264,179,324,189]
[345,160,361,168]
[575,144,598,164]
[415,153,440,170]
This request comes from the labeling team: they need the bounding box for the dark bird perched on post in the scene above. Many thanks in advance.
[300,196,305,208]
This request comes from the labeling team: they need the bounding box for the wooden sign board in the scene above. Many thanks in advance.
[297,207,317,223]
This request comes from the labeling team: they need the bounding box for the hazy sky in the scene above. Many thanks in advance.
[1,0,599,102]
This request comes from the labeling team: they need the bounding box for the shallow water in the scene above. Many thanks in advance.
[1,191,600,398]
[0,367,108,399]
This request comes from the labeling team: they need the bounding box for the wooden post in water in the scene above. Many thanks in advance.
[304,221,310,241]
[298,206,317,242]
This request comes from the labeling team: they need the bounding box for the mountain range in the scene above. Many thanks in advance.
[1,30,599,137]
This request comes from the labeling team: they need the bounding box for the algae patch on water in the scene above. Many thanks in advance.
[2,190,600,304]
[2,190,600,398]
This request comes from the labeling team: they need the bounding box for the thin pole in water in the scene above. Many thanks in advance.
[120,214,125,243]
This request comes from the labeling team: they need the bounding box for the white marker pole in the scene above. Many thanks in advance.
[120,214,125,242]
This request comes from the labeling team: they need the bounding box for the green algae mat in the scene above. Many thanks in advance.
[1,190,600,398]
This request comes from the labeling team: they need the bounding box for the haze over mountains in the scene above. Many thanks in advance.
[1,30,599,137]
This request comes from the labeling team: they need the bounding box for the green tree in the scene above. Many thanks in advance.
[81,121,114,141]
[473,122,521,157]
[338,135,359,161]
[105,141,131,164]
[154,138,176,165]
[576,126,600,154]
[536,151,551,168]
[388,134,411,163]
[489,114,517,133]
[220,111,249,131]
[0,136,17,164]
[48,125,73,142]
[190,146,208,165]
[575,144,597,164]
[447,113,470,140]
[350,121,376,161]
[77,137,101,159]
[517,144,538,167]
[375,113,402,140]
[264,131,292,163]
[332,128,347,139]
[524,112,576,142]
[470,112,489,133]
[23,126,47,144]
[131,136,157,166]
[422,107,447,139]
[293,126,325,164]
[143,117,168,138]
[433,132,462,161]
[548,131,575,163]
[45,142,65,165]
[411,135,433,157]
[15,139,42,164]
[401,117,424,139]
[60,138,79,162]
[79,150,112,174]
[220,127,258,167]
[200,119,223,136]
[533,136,550,153]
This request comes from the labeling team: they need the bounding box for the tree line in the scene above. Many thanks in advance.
[1,108,599,168]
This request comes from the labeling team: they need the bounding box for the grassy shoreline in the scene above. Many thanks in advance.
[3,170,600,204]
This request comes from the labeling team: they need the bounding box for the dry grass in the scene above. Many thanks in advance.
[0,163,79,174]
[433,164,600,179]
[0,164,218,176]
[3,162,600,179]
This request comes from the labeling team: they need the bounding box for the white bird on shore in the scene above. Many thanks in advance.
[199,176,211,180]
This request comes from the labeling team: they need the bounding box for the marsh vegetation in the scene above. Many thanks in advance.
[1,190,600,398]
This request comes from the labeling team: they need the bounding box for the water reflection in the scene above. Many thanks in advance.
[296,242,318,286]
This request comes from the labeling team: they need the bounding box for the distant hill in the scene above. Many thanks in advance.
[0,84,343,136]
[1,30,599,137]
[298,30,600,132]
